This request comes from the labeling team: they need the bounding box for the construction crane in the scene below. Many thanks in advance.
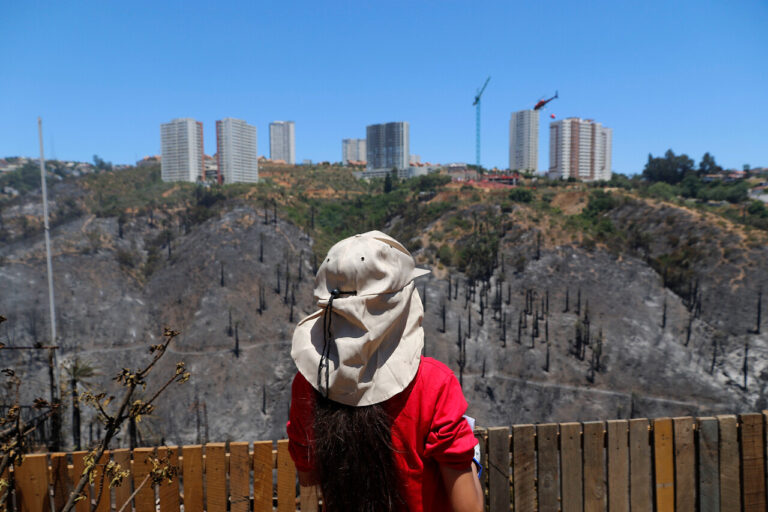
[472,76,491,170]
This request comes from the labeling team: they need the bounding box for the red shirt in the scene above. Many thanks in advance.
[287,356,477,512]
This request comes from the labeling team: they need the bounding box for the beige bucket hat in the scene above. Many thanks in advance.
[291,231,430,406]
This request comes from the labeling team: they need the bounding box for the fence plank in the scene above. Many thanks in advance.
[181,445,204,512]
[92,450,111,512]
[14,454,50,512]
[698,418,719,512]
[740,413,766,512]
[628,419,651,512]
[51,452,73,512]
[561,422,583,512]
[133,447,155,512]
[718,415,741,512]
[606,420,628,512]
[71,451,90,512]
[537,423,560,512]
[229,442,250,512]
[277,439,296,512]
[205,443,227,512]
[583,421,606,512]
[157,447,180,512]
[488,427,511,512]
[253,441,273,511]
[111,449,132,512]
[673,417,695,512]
[300,485,319,512]
[513,424,535,512]
[653,418,674,512]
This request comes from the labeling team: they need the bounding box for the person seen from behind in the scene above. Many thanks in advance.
[287,231,484,512]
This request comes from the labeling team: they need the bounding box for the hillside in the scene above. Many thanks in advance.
[1,165,767,446]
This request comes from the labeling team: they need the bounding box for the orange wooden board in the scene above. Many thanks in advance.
[560,422,583,512]
[513,424,535,512]
[537,423,560,512]
[740,413,766,512]
[228,442,251,512]
[111,449,132,512]
[14,454,50,512]
[653,418,674,511]
[628,419,651,512]
[157,447,180,512]
[181,445,204,512]
[276,439,296,512]
[133,447,156,512]
[205,443,227,512]
[718,415,741,512]
[673,417,695,512]
[253,441,274,512]
[606,420,628,512]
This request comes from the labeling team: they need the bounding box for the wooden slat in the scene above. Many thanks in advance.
[718,415,741,512]
[653,418,674,511]
[740,413,766,512]
[92,451,111,512]
[157,447,181,512]
[277,439,296,512]
[673,417,695,512]
[487,427,510,512]
[111,449,132,512]
[606,420,628,512]
[14,454,50,512]
[181,445,204,512]
[764,411,768,510]
[560,422,583,512]
[299,485,320,512]
[133,447,155,512]
[583,421,606,512]
[513,424,535,512]
[628,419,651,512]
[205,443,227,512]
[229,442,250,512]
[253,441,274,511]
[477,430,489,506]
[51,452,73,512]
[537,423,560,512]
[71,451,90,512]
[698,417,719,512]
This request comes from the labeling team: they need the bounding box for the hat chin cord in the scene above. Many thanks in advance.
[318,288,357,399]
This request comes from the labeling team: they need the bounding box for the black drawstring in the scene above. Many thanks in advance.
[318,288,356,397]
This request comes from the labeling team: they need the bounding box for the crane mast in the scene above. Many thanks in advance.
[473,76,491,170]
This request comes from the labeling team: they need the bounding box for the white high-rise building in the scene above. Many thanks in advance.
[269,121,296,164]
[366,122,409,171]
[548,118,612,181]
[342,138,366,165]
[216,118,258,184]
[509,109,539,172]
[160,118,204,182]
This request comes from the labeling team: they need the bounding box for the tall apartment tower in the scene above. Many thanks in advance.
[160,118,204,182]
[342,138,367,164]
[548,118,612,181]
[366,122,409,171]
[509,109,539,172]
[269,121,296,164]
[216,118,258,184]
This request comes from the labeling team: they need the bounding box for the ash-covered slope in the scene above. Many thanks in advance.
[1,184,767,448]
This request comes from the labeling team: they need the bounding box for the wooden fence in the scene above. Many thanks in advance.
[4,412,768,511]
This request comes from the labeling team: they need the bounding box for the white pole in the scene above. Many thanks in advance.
[38,117,57,346]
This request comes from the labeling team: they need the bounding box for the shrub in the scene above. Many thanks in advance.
[508,188,533,203]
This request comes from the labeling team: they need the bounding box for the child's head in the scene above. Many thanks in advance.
[291,231,429,406]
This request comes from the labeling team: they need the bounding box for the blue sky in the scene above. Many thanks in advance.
[1,1,766,174]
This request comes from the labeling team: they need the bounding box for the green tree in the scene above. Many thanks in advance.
[384,172,393,193]
[698,152,722,176]
[642,150,694,184]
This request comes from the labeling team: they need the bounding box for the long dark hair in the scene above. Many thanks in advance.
[313,393,404,512]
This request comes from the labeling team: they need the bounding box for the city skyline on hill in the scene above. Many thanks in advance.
[1,1,766,174]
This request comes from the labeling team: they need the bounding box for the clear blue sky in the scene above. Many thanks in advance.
[1,1,766,174]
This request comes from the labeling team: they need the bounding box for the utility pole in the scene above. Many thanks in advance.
[39,117,61,450]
